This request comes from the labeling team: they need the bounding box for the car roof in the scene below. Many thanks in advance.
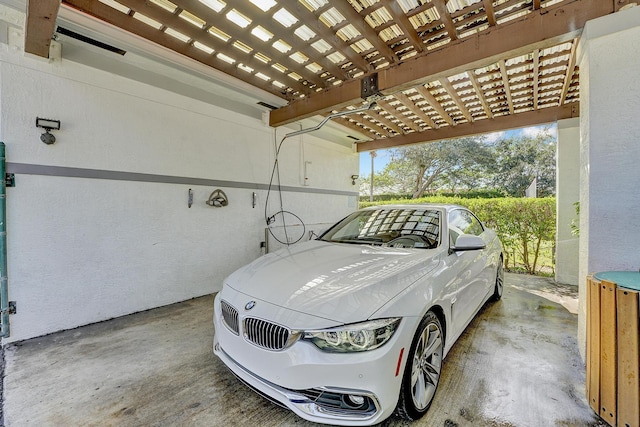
[360,204,467,213]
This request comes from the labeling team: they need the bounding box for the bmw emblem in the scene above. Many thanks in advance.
[245,301,256,311]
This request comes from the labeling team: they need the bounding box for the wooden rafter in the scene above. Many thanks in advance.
[288,1,370,74]
[271,0,612,127]
[376,99,423,132]
[533,49,540,109]
[366,109,405,135]
[330,117,379,140]
[357,103,579,152]
[416,86,455,126]
[62,0,294,98]
[393,92,439,129]
[467,71,493,119]
[348,114,394,137]
[25,0,61,58]
[483,0,497,26]
[330,0,399,64]
[498,60,515,114]
[533,0,542,9]
[559,39,578,105]
[380,0,425,53]
[114,0,320,92]
[439,78,473,122]
[431,0,458,41]
[168,0,331,89]
[212,0,352,81]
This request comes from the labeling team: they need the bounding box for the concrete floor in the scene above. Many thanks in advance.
[2,273,604,427]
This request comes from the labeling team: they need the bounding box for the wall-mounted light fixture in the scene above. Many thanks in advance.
[351,174,359,185]
[36,117,61,145]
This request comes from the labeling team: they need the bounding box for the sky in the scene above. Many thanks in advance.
[358,124,558,176]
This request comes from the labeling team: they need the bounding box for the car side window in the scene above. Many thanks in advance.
[448,209,484,245]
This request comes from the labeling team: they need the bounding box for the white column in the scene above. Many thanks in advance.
[556,118,580,286]
[577,6,640,358]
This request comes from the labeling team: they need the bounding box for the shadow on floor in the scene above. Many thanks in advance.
[2,274,605,427]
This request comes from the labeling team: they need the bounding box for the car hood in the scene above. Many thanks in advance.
[224,240,441,324]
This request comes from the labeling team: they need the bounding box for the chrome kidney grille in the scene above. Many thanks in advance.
[220,300,239,335]
[243,317,292,351]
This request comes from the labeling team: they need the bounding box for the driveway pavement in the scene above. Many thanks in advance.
[2,273,603,426]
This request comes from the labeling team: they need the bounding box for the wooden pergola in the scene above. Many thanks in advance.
[25,0,632,150]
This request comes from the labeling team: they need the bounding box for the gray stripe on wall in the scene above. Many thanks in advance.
[6,163,359,197]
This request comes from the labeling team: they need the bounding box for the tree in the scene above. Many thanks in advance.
[382,136,492,198]
[359,170,400,196]
[359,127,557,200]
[490,128,556,197]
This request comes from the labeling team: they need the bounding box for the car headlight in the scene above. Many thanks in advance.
[302,318,401,353]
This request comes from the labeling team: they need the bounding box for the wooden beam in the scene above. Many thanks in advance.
[380,0,426,53]
[270,79,362,126]
[357,103,579,152]
[533,0,542,10]
[416,85,455,126]
[270,0,612,127]
[25,0,61,58]
[432,0,458,41]
[483,0,497,26]
[498,60,514,114]
[439,77,473,122]
[467,71,493,119]
[393,92,439,129]
[331,0,399,64]
[559,39,578,105]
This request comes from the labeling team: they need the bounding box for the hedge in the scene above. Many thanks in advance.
[359,189,505,202]
[359,196,556,275]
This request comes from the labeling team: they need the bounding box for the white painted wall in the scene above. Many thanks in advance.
[555,118,580,286]
[0,14,358,342]
[577,6,640,358]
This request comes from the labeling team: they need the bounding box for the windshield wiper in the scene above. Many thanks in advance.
[331,237,383,245]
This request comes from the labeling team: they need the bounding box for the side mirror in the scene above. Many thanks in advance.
[451,234,486,252]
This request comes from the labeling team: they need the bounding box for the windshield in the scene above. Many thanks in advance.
[319,208,440,249]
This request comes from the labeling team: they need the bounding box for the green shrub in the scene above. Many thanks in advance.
[436,189,506,199]
[359,189,505,202]
[359,196,556,275]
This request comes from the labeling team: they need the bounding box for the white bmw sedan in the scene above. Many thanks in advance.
[213,204,503,426]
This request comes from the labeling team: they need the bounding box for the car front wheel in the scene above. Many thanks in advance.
[396,311,443,420]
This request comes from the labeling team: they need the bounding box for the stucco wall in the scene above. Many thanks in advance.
[0,22,358,342]
[577,6,640,358]
[555,118,580,286]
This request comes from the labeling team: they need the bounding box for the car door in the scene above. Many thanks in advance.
[447,209,493,335]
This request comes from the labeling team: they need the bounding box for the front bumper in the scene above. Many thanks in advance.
[212,294,419,426]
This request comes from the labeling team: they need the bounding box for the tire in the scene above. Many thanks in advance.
[492,257,504,301]
[396,311,444,421]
